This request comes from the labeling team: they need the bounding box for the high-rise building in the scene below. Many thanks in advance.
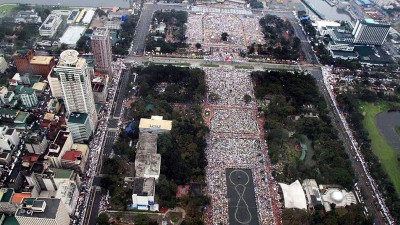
[15,198,70,225]
[52,50,97,142]
[91,27,113,75]
[352,19,391,45]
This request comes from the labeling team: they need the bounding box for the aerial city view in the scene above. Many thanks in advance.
[0,0,400,224]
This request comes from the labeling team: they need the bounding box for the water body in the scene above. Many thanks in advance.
[307,0,352,21]
[0,0,131,8]
[375,111,400,152]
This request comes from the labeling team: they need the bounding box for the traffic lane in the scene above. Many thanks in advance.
[88,190,102,225]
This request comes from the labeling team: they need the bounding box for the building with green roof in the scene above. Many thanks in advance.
[14,112,29,124]
[49,168,73,179]
[67,112,91,143]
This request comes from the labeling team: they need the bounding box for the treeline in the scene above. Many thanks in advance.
[252,70,371,224]
[252,15,301,60]
[132,65,209,224]
[146,10,188,53]
[114,14,140,55]
[245,0,263,8]
[336,92,400,219]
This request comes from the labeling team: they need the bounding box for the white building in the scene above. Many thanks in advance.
[53,50,97,140]
[82,9,95,25]
[352,19,391,45]
[139,116,172,134]
[59,26,86,48]
[20,87,38,108]
[48,75,63,99]
[131,177,156,211]
[321,188,357,211]
[15,198,70,225]
[0,86,9,105]
[0,57,8,73]
[0,126,19,151]
[39,14,63,37]
[55,180,79,215]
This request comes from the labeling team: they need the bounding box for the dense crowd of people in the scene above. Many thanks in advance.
[204,68,279,225]
[185,12,264,51]
[210,109,258,133]
[204,68,255,106]
[73,59,125,225]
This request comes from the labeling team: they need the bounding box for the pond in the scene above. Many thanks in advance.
[375,111,400,152]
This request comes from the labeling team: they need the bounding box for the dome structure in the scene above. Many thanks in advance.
[60,49,79,65]
[331,190,344,202]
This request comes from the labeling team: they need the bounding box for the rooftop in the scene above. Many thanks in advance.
[139,116,172,131]
[59,26,86,46]
[20,87,35,95]
[49,168,73,179]
[92,27,109,37]
[11,193,31,204]
[16,198,61,219]
[137,132,157,154]
[0,188,14,202]
[30,56,53,65]
[360,19,391,27]
[132,177,155,196]
[14,112,29,123]
[68,112,88,124]
[62,150,82,161]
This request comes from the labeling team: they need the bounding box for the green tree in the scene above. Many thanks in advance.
[96,213,110,225]
[195,43,202,49]
[221,32,229,41]
[243,94,252,103]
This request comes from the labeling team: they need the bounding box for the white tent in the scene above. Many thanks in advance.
[279,180,307,210]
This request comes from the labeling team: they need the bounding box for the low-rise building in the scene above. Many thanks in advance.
[55,180,79,215]
[92,75,108,103]
[46,131,73,168]
[20,87,38,108]
[13,50,55,78]
[0,126,19,151]
[15,198,70,225]
[0,188,18,214]
[25,131,48,154]
[67,113,93,143]
[39,14,63,37]
[131,177,156,211]
[15,10,42,24]
[61,144,88,173]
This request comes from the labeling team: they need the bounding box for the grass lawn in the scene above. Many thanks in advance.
[359,102,400,197]
[200,64,219,67]
[0,4,16,13]
[396,126,400,136]
[235,65,254,69]
[152,62,190,67]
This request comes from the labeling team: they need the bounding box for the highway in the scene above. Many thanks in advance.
[309,67,389,225]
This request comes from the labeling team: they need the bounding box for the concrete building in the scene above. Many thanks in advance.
[47,131,73,168]
[13,50,55,78]
[301,179,322,210]
[0,126,19,151]
[0,57,8,73]
[55,180,79,215]
[139,116,172,134]
[20,87,38,108]
[135,133,161,180]
[131,177,156,211]
[53,50,97,139]
[39,14,62,37]
[61,143,88,173]
[25,131,48,154]
[92,75,109,103]
[91,27,113,75]
[352,19,391,45]
[59,26,86,48]
[67,113,92,143]
[15,198,70,225]
[320,188,357,212]
[15,10,42,24]
[0,188,18,214]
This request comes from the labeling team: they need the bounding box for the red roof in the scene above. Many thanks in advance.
[62,151,82,161]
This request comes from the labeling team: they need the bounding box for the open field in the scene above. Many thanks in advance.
[360,102,400,196]
[0,4,16,13]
